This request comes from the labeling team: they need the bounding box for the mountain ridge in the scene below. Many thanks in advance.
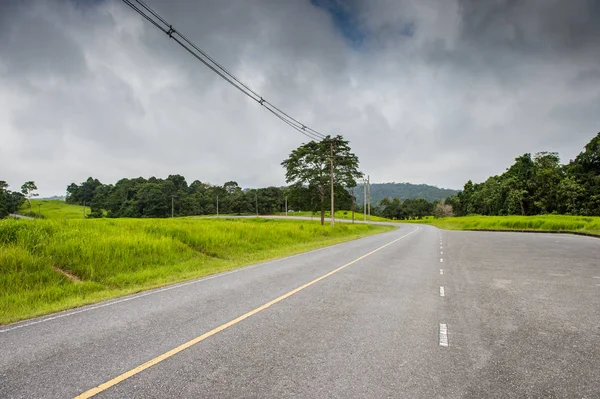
[354,182,459,204]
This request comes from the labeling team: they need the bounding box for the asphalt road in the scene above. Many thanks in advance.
[7,213,33,220]
[1,224,599,398]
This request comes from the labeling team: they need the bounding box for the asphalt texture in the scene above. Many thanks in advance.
[1,223,599,398]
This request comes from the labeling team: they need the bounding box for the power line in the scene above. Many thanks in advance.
[121,0,327,142]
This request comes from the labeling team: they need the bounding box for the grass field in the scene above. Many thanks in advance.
[400,215,600,236]
[0,218,393,324]
[18,199,88,219]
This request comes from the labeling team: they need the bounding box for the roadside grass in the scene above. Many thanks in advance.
[18,199,87,219]
[0,218,394,324]
[278,209,600,236]
[400,215,600,236]
[274,210,600,237]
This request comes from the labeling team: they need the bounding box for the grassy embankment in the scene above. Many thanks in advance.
[400,215,600,236]
[18,199,87,219]
[279,209,600,236]
[0,218,393,324]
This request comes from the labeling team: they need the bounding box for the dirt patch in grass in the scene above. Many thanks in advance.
[51,265,81,282]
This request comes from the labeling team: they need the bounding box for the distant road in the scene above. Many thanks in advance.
[1,225,599,398]
[7,213,33,220]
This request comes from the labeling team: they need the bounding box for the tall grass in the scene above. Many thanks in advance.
[0,218,392,324]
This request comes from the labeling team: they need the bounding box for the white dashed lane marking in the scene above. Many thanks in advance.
[438,235,448,348]
[439,324,448,347]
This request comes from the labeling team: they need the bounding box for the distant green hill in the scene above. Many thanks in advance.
[354,182,459,205]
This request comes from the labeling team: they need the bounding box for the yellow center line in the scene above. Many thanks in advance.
[75,226,420,398]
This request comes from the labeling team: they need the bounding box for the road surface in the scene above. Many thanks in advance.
[1,224,599,398]
[7,213,33,220]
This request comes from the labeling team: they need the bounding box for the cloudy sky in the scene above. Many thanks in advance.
[1,0,599,196]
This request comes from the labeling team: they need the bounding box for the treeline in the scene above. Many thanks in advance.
[66,175,357,218]
[447,132,600,216]
[376,198,434,220]
[67,176,287,218]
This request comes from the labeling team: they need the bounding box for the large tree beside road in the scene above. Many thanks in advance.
[281,135,362,225]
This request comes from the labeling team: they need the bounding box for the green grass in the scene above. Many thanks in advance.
[399,215,600,236]
[18,199,88,219]
[281,209,600,236]
[0,218,393,324]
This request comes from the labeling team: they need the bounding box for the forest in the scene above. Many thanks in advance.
[446,133,600,216]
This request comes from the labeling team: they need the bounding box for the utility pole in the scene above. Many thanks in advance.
[368,175,371,223]
[330,140,335,227]
[216,195,219,217]
[255,192,258,217]
[285,195,288,217]
[171,195,176,218]
[363,178,367,222]
[83,201,86,218]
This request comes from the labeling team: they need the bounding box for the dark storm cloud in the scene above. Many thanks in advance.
[0,0,598,196]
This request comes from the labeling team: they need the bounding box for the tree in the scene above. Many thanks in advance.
[531,152,562,214]
[434,199,454,218]
[557,175,585,215]
[20,181,38,210]
[378,197,434,220]
[66,177,102,206]
[0,182,8,218]
[0,181,25,218]
[88,184,112,218]
[136,182,168,217]
[66,183,80,204]
[282,135,362,225]
[571,132,600,215]
[574,132,600,174]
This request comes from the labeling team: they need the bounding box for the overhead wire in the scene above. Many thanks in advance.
[134,0,325,140]
[122,0,328,142]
